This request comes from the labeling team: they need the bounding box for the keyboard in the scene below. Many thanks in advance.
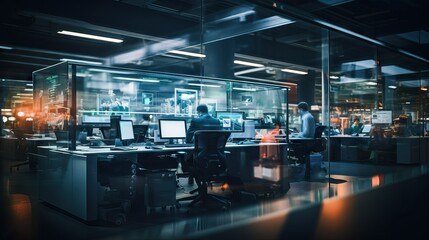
[164,143,194,148]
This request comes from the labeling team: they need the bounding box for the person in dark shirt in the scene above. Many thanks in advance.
[186,104,222,143]
[184,104,222,185]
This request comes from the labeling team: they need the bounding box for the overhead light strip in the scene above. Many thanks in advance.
[113,77,160,83]
[0,45,13,50]
[281,68,307,75]
[234,60,264,68]
[60,58,103,65]
[188,83,221,88]
[58,30,123,43]
[168,50,206,58]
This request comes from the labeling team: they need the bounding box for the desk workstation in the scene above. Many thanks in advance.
[36,117,294,224]
[37,141,290,223]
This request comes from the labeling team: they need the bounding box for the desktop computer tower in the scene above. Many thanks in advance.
[143,170,177,212]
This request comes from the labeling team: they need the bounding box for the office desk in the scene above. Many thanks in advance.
[1,135,56,170]
[329,135,429,164]
[37,142,289,222]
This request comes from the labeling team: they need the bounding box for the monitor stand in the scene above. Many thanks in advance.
[115,138,123,147]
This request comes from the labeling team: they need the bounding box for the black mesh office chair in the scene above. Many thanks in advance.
[177,130,231,209]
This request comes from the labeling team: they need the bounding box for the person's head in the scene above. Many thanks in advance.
[196,104,209,116]
[297,102,309,115]
[353,117,360,124]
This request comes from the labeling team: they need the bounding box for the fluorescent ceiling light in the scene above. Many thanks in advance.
[168,50,206,58]
[365,82,377,86]
[234,60,264,68]
[329,76,339,79]
[188,83,220,88]
[235,67,266,76]
[1,109,12,112]
[388,85,397,89]
[60,58,103,65]
[113,77,160,83]
[281,68,307,75]
[26,83,33,86]
[0,45,13,50]
[233,87,256,91]
[24,88,33,91]
[58,30,123,43]
[88,68,134,74]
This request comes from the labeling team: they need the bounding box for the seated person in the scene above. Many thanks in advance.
[184,104,222,184]
[296,102,315,138]
[391,114,413,137]
[349,117,361,135]
[186,104,222,143]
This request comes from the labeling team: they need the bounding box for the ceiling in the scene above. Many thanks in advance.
[1,0,428,82]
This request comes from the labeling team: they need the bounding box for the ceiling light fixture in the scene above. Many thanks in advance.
[281,68,307,75]
[188,83,221,88]
[234,60,264,68]
[388,85,397,89]
[58,30,123,43]
[168,50,206,58]
[60,58,103,65]
[113,77,160,83]
[0,45,13,50]
[233,87,257,92]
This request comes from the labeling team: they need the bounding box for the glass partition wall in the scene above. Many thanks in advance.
[32,0,429,201]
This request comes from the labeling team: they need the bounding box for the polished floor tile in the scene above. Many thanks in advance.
[1,158,423,240]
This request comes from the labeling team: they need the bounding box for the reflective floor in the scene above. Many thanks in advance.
[1,158,425,240]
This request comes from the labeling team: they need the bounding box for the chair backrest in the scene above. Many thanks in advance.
[314,125,326,139]
[193,130,231,171]
[312,125,327,152]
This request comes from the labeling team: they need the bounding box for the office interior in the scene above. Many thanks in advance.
[1,0,429,239]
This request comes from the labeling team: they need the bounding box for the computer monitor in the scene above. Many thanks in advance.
[118,120,135,145]
[371,110,392,124]
[158,119,187,140]
[230,120,256,140]
[216,111,244,132]
[361,124,372,134]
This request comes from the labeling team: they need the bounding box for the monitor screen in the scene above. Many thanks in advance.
[216,111,244,132]
[118,120,135,141]
[231,120,256,139]
[371,110,392,124]
[158,119,187,139]
[426,123,429,132]
[361,124,372,134]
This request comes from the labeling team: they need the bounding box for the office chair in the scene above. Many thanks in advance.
[9,129,30,172]
[290,125,327,179]
[176,130,231,209]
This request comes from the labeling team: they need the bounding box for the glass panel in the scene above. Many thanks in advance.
[33,62,70,141]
